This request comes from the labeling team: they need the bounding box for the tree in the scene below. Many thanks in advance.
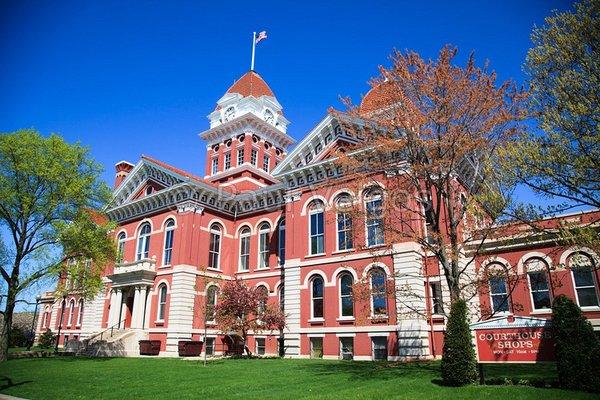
[215,278,286,356]
[498,0,600,252]
[441,299,477,386]
[37,329,56,349]
[0,129,115,361]
[334,45,527,308]
[552,295,600,393]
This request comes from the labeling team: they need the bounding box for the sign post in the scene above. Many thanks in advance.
[470,316,555,383]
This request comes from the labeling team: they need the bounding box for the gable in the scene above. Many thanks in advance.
[272,113,363,177]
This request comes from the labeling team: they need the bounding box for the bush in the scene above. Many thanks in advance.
[9,326,29,347]
[38,329,56,349]
[552,295,600,393]
[441,299,477,386]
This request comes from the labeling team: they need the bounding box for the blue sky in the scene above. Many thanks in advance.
[1,0,573,185]
[0,1,575,308]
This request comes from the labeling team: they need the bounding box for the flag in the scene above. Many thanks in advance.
[255,31,267,44]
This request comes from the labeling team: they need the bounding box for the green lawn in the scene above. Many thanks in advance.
[0,357,596,400]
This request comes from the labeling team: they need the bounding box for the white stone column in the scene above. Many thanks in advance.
[108,289,118,327]
[131,286,142,329]
[144,286,152,329]
[117,289,126,328]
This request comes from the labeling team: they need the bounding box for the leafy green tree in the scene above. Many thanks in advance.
[37,329,56,349]
[0,129,115,361]
[552,295,600,393]
[441,299,477,386]
[499,0,600,249]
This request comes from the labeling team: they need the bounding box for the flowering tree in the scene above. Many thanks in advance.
[215,278,286,356]
[332,45,528,312]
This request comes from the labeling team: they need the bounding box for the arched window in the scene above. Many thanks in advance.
[136,223,151,261]
[488,264,510,313]
[370,268,387,316]
[569,253,599,307]
[43,307,50,328]
[116,232,126,263]
[525,258,551,310]
[278,219,286,265]
[335,195,353,251]
[157,284,168,321]
[163,219,175,265]
[239,227,251,271]
[309,201,325,255]
[67,299,75,326]
[208,223,222,269]
[258,222,270,269]
[339,273,353,317]
[311,276,324,319]
[257,285,269,315]
[206,286,219,322]
[77,299,84,326]
[365,189,384,247]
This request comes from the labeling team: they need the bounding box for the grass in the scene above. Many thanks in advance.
[0,357,596,400]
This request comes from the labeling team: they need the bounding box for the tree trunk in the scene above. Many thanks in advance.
[0,289,16,362]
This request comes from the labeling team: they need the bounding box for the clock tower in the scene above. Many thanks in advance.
[200,70,295,192]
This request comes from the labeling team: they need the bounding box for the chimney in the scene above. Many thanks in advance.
[114,161,135,189]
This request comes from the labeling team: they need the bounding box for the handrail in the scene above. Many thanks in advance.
[86,318,126,343]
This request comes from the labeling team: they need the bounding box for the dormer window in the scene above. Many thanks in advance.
[211,158,218,174]
[224,107,236,122]
[145,186,153,196]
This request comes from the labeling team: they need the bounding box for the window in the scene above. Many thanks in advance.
[372,337,387,361]
[430,282,444,315]
[67,300,75,326]
[277,219,285,265]
[311,276,324,319]
[251,149,258,166]
[77,299,84,326]
[309,201,325,254]
[145,186,153,196]
[258,223,270,269]
[239,227,251,271]
[116,232,126,263]
[205,337,215,356]
[365,189,384,247]
[339,273,353,317]
[163,219,175,265]
[157,284,167,321]
[263,155,270,172]
[211,157,218,174]
[310,337,323,359]
[256,338,265,355]
[340,337,354,360]
[336,195,353,251]
[136,223,151,261]
[208,224,222,269]
[224,153,231,170]
[206,286,218,322]
[370,268,387,316]
[423,198,436,244]
[526,258,551,310]
[43,307,50,328]
[257,286,268,315]
[237,148,244,166]
[489,273,510,313]
[570,253,599,307]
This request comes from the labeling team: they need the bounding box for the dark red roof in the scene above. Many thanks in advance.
[141,155,204,183]
[359,82,397,114]
[225,71,275,98]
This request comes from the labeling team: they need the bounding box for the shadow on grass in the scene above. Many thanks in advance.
[0,376,32,391]
[301,360,440,382]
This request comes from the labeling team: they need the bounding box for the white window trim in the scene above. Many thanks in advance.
[238,228,251,272]
[236,147,245,167]
[364,193,384,248]
[570,267,600,309]
[310,276,325,320]
[156,284,168,322]
[370,268,388,318]
[336,209,354,252]
[211,157,219,174]
[67,299,75,327]
[308,204,325,256]
[136,223,151,261]
[277,220,285,266]
[489,275,511,314]
[162,220,175,266]
[206,286,219,324]
[76,299,84,327]
[338,273,354,319]
[526,270,551,311]
[257,223,270,270]
[208,225,222,270]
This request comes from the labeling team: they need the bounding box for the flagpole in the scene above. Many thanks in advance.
[251,32,256,71]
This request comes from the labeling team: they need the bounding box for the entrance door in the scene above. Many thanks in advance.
[124,295,134,328]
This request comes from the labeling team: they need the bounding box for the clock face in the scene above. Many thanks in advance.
[264,109,274,124]
[224,107,236,122]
